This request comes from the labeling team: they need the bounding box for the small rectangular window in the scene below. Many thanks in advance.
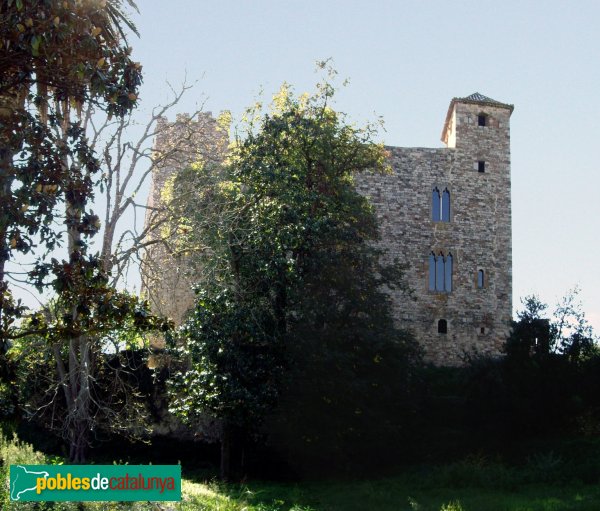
[438,319,448,334]
[478,161,486,173]
[478,114,487,127]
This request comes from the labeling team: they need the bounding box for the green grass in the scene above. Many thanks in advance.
[177,475,600,511]
[2,428,600,511]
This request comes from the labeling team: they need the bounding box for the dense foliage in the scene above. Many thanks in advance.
[0,0,174,462]
[0,0,143,331]
[417,290,600,460]
[167,78,421,477]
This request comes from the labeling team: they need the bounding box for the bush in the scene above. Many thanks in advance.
[440,502,464,511]
[0,428,48,510]
[0,428,146,510]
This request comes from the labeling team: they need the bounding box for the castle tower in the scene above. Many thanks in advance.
[141,113,227,328]
[355,93,514,364]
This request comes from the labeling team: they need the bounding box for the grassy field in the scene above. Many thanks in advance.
[3,429,600,511]
[177,471,600,511]
[176,477,600,511]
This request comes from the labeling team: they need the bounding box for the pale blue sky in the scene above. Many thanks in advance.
[131,1,599,329]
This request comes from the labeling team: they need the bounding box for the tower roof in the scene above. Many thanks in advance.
[455,92,514,112]
[441,92,514,144]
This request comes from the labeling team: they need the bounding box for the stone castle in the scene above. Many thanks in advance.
[143,93,514,365]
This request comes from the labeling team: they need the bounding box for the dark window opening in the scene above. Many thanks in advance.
[478,161,486,173]
[480,327,485,334]
[438,319,448,334]
[478,114,487,127]
[478,269,485,288]
[436,253,445,291]
[433,187,450,222]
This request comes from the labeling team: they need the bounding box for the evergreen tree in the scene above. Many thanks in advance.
[168,72,421,478]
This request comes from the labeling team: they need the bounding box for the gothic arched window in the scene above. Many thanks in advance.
[478,269,485,289]
[428,252,454,292]
[429,253,436,291]
[432,187,441,221]
[436,253,445,292]
[442,188,451,222]
[445,253,453,292]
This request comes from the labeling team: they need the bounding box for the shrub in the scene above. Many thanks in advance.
[0,428,48,510]
[440,502,464,511]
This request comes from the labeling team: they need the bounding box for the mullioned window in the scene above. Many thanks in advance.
[432,187,450,221]
[429,252,453,292]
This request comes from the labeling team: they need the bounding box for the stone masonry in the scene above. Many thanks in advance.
[141,112,227,334]
[355,93,513,364]
[144,93,514,365]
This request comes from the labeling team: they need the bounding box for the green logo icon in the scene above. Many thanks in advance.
[10,465,181,502]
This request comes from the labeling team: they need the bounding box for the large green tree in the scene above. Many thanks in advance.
[168,75,421,478]
[0,0,160,462]
[0,0,142,319]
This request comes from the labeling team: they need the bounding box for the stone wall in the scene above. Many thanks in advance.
[355,95,513,364]
[141,112,227,331]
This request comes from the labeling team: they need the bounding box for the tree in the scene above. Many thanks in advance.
[504,295,551,358]
[0,0,143,336]
[7,84,215,461]
[0,0,142,325]
[506,289,596,361]
[86,85,222,286]
[551,287,596,362]
[0,0,156,462]
[168,71,421,478]
[465,290,598,442]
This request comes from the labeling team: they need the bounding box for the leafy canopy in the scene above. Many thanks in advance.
[0,0,143,337]
[168,71,420,467]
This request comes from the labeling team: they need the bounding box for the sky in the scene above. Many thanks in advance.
[125,0,600,331]
[17,0,598,331]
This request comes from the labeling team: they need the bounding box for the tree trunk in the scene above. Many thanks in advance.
[219,424,248,481]
[53,338,89,464]
[59,117,93,463]
[64,211,93,463]
[69,415,89,464]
